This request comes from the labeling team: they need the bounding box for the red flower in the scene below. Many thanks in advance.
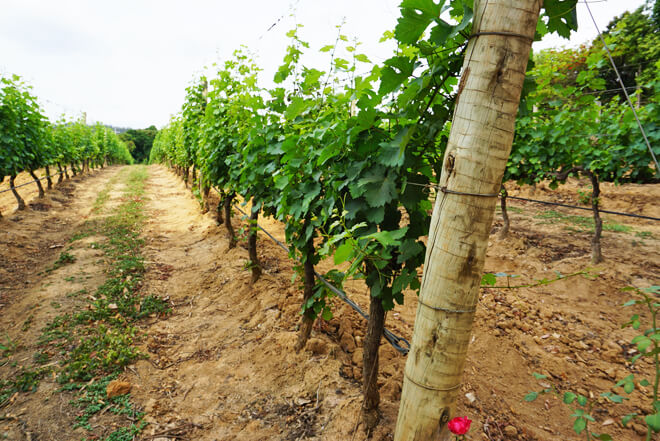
[448,416,472,435]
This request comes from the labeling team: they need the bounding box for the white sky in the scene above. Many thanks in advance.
[0,0,647,129]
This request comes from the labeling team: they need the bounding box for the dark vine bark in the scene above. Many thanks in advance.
[28,170,45,198]
[202,185,211,213]
[45,165,53,189]
[557,167,604,264]
[57,164,64,183]
[294,234,316,352]
[586,171,603,264]
[216,193,224,225]
[224,192,236,249]
[363,290,385,431]
[199,176,211,214]
[248,205,262,283]
[198,176,205,211]
[71,163,77,176]
[9,175,25,210]
[499,185,509,239]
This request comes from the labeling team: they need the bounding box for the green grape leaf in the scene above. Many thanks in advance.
[284,96,310,120]
[395,0,444,44]
[334,242,354,265]
[543,0,578,39]
[355,54,371,63]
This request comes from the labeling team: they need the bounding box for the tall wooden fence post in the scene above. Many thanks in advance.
[394,1,541,440]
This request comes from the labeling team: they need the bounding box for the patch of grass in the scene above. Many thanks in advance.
[92,189,111,213]
[0,333,17,357]
[496,205,524,214]
[64,374,142,431]
[635,231,653,239]
[69,224,97,243]
[536,210,633,233]
[58,325,142,383]
[38,314,73,347]
[66,288,88,298]
[105,423,147,441]
[90,169,124,214]
[605,223,632,233]
[33,351,50,364]
[21,314,34,332]
[46,251,77,273]
[0,366,50,407]
[33,166,164,440]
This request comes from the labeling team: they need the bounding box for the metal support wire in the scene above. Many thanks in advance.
[219,190,411,355]
[406,182,660,222]
[584,1,659,174]
[0,170,66,195]
[505,194,660,221]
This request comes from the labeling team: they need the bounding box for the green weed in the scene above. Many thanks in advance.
[536,210,632,233]
[0,333,17,357]
[21,314,34,332]
[46,251,77,273]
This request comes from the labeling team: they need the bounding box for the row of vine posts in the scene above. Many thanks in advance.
[1,75,134,216]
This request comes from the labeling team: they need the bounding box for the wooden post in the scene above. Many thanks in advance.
[394,1,541,440]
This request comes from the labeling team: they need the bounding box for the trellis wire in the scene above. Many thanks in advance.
[505,194,660,221]
[0,170,66,195]
[406,182,660,222]
[214,188,411,355]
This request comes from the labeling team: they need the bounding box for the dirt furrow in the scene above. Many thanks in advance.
[0,166,128,440]
[130,165,373,441]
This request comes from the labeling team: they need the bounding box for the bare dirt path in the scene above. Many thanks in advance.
[0,166,127,440]
[0,166,123,313]
[131,165,368,441]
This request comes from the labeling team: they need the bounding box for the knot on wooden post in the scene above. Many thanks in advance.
[438,407,450,428]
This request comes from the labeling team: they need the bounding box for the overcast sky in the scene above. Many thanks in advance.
[0,0,647,129]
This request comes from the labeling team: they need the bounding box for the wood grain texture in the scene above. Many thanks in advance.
[394,1,542,440]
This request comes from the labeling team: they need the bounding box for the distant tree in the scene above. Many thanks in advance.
[119,126,157,163]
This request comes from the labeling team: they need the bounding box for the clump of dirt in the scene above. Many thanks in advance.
[27,201,51,212]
